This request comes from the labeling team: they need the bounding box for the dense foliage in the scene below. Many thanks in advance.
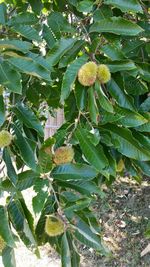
[0,0,150,266]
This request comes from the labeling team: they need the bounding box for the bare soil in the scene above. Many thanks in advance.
[80,176,150,267]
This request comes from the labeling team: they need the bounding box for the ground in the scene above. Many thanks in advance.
[81,176,150,267]
[0,176,149,267]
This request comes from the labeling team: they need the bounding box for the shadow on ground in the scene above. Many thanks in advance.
[80,176,150,267]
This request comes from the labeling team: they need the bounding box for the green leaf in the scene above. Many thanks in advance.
[12,24,42,42]
[8,12,38,26]
[77,0,93,12]
[123,75,148,96]
[101,44,125,60]
[140,97,150,112]
[3,148,18,186]
[0,95,5,126]
[0,3,6,25]
[46,38,75,68]
[75,126,108,172]
[107,60,136,73]
[7,55,51,81]
[59,40,85,68]
[138,63,150,82]
[0,180,15,193]
[61,233,71,267]
[102,124,150,161]
[47,12,75,36]
[88,86,99,124]
[136,121,150,133]
[35,196,55,244]
[64,199,91,220]
[114,106,147,127]
[7,199,37,250]
[60,55,88,103]
[75,82,87,111]
[132,131,150,152]
[93,6,113,21]
[57,180,101,197]
[107,79,135,111]
[134,161,150,177]
[122,39,144,56]
[12,123,37,170]
[0,206,15,248]
[66,233,80,267]
[90,17,143,36]
[51,163,98,181]
[42,25,56,49]
[68,0,78,6]
[28,0,43,14]
[0,61,22,94]
[38,149,53,173]
[32,190,48,214]
[73,216,106,252]
[17,170,40,191]
[135,113,150,132]
[100,111,123,125]
[104,0,143,13]
[0,39,32,53]
[13,103,44,137]
[95,82,114,113]
[2,247,16,267]
[27,52,50,70]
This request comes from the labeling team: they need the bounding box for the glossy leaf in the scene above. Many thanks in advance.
[77,0,93,12]
[73,216,106,252]
[0,95,5,126]
[93,6,113,21]
[107,79,135,111]
[13,103,44,137]
[75,82,87,111]
[57,180,101,196]
[7,55,51,81]
[47,12,75,35]
[140,97,150,112]
[46,38,75,67]
[107,60,136,73]
[75,126,108,172]
[101,44,125,60]
[0,61,22,94]
[3,148,18,185]
[0,206,15,248]
[61,233,71,267]
[102,124,150,161]
[51,163,98,181]
[12,123,37,170]
[2,247,16,267]
[95,82,114,113]
[88,86,99,124]
[104,0,143,13]
[90,17,143,36]
[61,55,88,103]
[8,12,38,26]
[42,25,56,49]
[114,106,147,127]
[7,199,37,249]
[17,170,40,191]
[0,39,32,52]
[59,40,85,68]
[138,63,150,82]
[12,24,41,42]
[0,3,6,25]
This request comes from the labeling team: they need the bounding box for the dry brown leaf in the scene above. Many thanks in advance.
[141,243,150,257]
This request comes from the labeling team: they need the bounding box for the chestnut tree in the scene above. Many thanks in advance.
[0,0,150,266]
